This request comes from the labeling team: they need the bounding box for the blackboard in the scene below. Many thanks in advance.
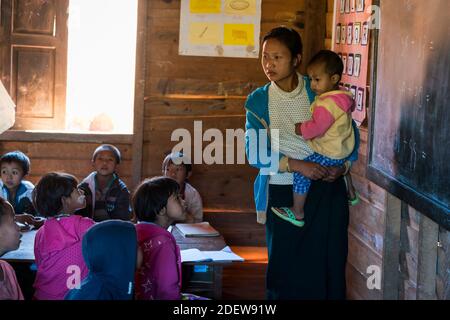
[367,0,450,230]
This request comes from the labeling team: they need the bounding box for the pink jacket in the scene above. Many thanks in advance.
[33,215,95,300]
[0,260,24,300]
[135,223,182,300]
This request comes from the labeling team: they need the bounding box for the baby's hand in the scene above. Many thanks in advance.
[295,122,303,136]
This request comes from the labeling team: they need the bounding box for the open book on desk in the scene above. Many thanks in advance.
[175,222,220,237]
[181,246,244,263]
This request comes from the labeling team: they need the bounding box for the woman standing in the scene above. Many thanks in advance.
[245,26,358,299]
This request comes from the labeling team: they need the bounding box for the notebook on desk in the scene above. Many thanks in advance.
[181,247,244,263]
[175,222,220,237]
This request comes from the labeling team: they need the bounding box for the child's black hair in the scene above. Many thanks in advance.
[308,50,344,79]
[92,144,121,164]
[0,150,31,175]
[263,26,303,58]
[162,152,192,174]
[132,177,180,223]
[0,197,13,225]
[33,172,79,217]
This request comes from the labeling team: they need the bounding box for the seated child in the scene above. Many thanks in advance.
[33,172,95,300]
[0,198,24,300]
[162,152,203,223]
[272,50,359,227]
[0,151,36,215]
[78,144,131,222]
[65,220,142,300]
[133,177,186,300]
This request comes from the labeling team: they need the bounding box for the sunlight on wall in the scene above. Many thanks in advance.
[66,0,138,133]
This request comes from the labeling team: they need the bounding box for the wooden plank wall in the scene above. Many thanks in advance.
[0,140,133,188]
[142,0,324,220]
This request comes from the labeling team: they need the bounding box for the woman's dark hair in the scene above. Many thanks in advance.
[0,197,13,226]
[92,144,121,164]
[308,50,344,78]
[132,177,180,223]
[33,172,78,217]
[0,150,31,175]
[263,26,303,57]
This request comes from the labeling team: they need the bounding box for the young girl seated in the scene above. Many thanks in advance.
[162,152,203,223]
[32,172,95,300]
[133,177,186,300]
[0,198,24,300]
[65,220,142,300]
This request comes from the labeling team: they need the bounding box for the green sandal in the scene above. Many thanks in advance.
[271,207,305,227]
[348,192,360,206]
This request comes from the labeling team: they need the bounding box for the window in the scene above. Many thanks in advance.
[0,0,138,134]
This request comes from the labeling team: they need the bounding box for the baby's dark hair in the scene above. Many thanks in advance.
[0,150,31,175]
[162,152,192,174]
[308,50,344,79]
[0,198,14,225]
[92,144,121,164]
[33,172,79,217]
[132,177,180,223]
[263,26,303,58]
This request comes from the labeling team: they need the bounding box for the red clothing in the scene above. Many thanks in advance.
[135,223,181,300]
[33,215,95,300]
[0,260,24,300]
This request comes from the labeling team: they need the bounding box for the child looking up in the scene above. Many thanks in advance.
[0,151,36,215]
[0,198,24,300]
[162,152,203,223]
[33,172,95,300]
[78,144,131,222]
[272,50,358,226]
[133,177,186,300]
[65,220,142,300]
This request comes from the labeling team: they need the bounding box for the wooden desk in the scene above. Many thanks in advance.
[2,226,233,299]
[1,230,36,263]
[171,225,230,300]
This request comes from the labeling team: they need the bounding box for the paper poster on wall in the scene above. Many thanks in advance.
[179,0,262,58]
[332,0,372,125]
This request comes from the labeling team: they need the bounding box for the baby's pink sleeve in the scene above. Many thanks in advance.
[300,106,335,140]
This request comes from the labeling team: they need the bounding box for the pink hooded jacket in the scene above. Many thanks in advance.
[135,223,182,300]
[33,215,95,300]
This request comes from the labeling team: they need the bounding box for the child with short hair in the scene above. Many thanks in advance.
[78,144,131,222]
[0,151,36,215]
[65,220,141,300]
[133,177,186,300]
[162,152,203,223]
[33,172,95,300]
[272,50,359,226]
[0,197,24,300]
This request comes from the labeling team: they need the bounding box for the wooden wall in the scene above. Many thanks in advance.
[0,134,133,187]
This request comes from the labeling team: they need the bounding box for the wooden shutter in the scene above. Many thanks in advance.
[0,0,69,130]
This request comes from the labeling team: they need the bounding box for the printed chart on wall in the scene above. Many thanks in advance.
[332,0,372,125]
[179,0,262,58]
